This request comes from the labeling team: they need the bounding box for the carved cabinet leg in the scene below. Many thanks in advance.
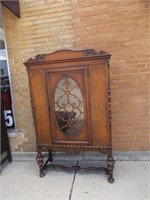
[36,151,45,177]
[48,149,53,162]
[106,155,115,183]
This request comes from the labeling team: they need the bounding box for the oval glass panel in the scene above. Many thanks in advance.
[54,78,84,136]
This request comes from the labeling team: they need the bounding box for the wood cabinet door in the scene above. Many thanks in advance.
[46,67,91,145]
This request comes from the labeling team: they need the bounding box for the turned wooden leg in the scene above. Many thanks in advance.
[36,151,45,177]
[48,149,53,162]
[106,155,115,183]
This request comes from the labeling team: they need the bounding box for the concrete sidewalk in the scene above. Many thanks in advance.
[0,160,149,200]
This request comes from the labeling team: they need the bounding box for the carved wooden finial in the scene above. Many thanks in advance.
[85,49,109,56]
[25,54,44,64]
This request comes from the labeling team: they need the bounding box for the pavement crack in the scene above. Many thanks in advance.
[68,161,78,200]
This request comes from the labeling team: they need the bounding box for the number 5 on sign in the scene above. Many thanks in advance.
[4,110,13,127]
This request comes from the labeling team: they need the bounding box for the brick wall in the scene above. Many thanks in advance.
[3,0,150,151]
[3,0,75,151]
[72,0,150,150]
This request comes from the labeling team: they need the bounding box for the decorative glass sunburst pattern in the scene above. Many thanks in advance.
[54,78,84,136]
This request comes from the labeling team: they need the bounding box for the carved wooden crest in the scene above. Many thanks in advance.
[25,54,44,64]
[85,49,108,56]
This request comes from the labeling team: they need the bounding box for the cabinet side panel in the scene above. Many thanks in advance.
[29,70,51,144]
[90,65,110,145]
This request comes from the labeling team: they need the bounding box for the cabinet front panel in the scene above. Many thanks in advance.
[90,65,110,145]
[47,68,91,144]
[29,70,52,144]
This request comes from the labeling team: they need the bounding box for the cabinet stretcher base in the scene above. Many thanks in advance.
[36,148,115,184]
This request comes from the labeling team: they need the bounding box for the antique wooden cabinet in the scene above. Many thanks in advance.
[24,49,115,183]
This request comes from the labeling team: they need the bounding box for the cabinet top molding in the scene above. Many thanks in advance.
[24,49,111,66]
